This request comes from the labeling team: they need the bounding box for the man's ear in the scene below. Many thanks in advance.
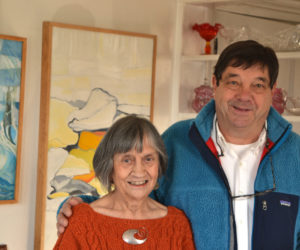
[271,82,278,96]
[212,75,218,91]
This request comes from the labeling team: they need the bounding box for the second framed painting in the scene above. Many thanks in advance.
[35,21,157,250]
[0,35,26,205]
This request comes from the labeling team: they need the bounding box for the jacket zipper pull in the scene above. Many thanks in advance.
[262,200,267,211]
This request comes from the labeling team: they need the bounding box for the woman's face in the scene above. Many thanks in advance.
[112,138,159,202]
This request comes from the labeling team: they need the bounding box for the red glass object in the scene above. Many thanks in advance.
[272,87,287,114]
[192,84,214,113]
[192,23,222,54]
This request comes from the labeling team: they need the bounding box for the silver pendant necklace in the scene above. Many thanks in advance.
[122,227,148,245]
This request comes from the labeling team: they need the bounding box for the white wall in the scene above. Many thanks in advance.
[0,1,176,249]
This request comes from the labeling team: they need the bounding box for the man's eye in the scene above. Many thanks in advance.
[251,83,268,93]
[254,83,265,88]
[225,81,239,89]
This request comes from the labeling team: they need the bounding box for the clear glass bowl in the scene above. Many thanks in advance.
[286,96,300,115]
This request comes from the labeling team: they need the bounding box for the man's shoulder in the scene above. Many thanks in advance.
[162,119,194,141]
[165,119,194,132]
[287,130,300,147]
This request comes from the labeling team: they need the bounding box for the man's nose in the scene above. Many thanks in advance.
[237,85,252,100]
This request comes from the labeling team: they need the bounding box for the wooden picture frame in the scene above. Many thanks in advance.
[0,35,26,204]
[34,21,157,250]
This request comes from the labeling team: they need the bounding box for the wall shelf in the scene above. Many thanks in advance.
[181,0,300,24]
[170,0,300,135]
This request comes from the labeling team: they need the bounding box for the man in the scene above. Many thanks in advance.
[56,40,300,249]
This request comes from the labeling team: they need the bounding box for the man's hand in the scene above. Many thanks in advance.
[56,196,83,236]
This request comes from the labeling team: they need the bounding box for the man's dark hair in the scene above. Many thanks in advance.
[214,40,279,88]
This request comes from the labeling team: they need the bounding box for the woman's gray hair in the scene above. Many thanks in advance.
[93,115,167,192]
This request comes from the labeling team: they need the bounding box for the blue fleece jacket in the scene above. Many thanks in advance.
[153,100,300,250]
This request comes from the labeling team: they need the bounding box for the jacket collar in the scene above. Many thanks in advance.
[192,99,292,149]
[194,99,216,142]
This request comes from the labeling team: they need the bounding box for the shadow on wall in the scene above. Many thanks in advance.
[52,4,95,27]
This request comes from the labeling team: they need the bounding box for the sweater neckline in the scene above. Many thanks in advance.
[79,203,175,223]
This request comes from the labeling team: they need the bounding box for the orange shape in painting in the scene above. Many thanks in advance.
[78,131,106,150]
[73,171,96,183]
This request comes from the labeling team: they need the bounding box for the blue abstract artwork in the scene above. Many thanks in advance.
[0,38,23,201]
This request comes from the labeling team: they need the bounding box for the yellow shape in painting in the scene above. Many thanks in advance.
[69,148,95,171]
[56,154,91,177]
[89,177,108,196]
[49,99,78,148]
[78,131,105,150]
[119,93,150,106]
[52,78,72,90]
[51,77,91,104]
[48,192,69,199]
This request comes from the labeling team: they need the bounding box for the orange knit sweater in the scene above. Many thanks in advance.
[54,203,195,250]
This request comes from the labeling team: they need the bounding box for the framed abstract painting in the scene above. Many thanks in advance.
[0,35,26,204]
[34,22,156,250]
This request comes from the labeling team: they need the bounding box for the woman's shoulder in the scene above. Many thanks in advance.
[73,202,93,212]
[64,203,99,236]
[166,206,190,222]
[167,206,185,215]
[70,203,96,222]
[158,206,193,236]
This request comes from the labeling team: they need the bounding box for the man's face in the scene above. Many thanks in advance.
[213,64,276,140]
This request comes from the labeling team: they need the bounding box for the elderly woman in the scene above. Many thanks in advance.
[54,115,195,249]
